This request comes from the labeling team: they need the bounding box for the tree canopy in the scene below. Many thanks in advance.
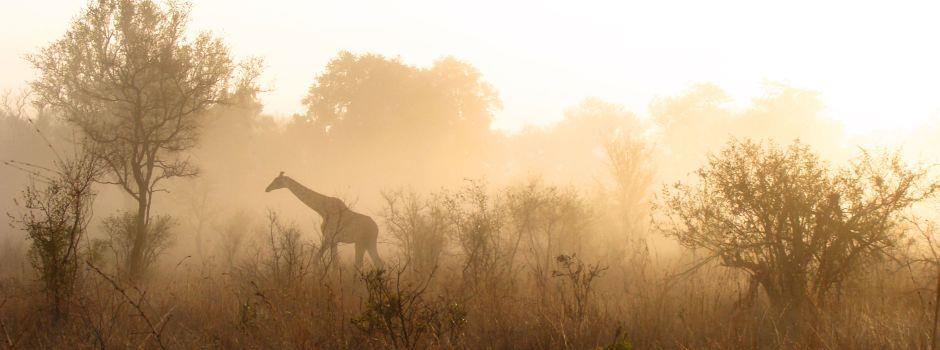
[659,139,936,311]
[28,0,247,279]
[295,52,502,189]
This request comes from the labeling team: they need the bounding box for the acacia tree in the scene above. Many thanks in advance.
[29,0,246,279]
[659,139,936,314]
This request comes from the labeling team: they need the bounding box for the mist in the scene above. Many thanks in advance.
[3,1,940,349]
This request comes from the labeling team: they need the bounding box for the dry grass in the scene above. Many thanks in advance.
[2,181,938,349]
[0,246,935,349]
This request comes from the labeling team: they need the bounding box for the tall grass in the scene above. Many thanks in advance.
[0,180,937,349]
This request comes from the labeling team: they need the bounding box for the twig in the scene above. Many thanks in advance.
[933,266,940,350]
[664,254,718,290]
[86,262,170,350]
[77,298,107,350]
[140,305,177,350]
[0,298,14,348]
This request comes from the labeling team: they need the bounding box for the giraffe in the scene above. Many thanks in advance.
[265,172,384,269]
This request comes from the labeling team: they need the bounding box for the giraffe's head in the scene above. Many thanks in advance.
[265,171,289,192]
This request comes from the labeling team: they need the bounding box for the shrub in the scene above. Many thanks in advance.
[437,180,509,284]
[352,266,465,349]
[10,151,100,320]
[100,212,175,279]
[659,139,937,317]
[552,254,608,324]
[382,189,448,275]
[258,210,314,287]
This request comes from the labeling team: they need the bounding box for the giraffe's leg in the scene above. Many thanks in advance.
[367,242,384,270]
[317,221,330,263]
[315,242,329,262]
[315,242,339,266]
[355,243,365,269]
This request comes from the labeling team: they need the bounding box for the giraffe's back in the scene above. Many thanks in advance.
[323,207,378,245]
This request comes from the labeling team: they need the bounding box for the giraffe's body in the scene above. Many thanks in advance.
[265,173,384,269]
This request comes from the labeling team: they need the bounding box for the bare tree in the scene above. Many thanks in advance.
[604,133,654,240]
[438,180,508,283]
[382,189,449,275]
[28,0,250,279]
[505,180,593,281]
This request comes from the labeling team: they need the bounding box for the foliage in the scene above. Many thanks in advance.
[352,267,466,349]
[503,99,643,187]
[295,52,502,188]
[604,132,654,239]
[506,180,594,279]
[303,52,499,139]
[437,180,509,282]
[552,254,608,324]
[100,212,175,278]
[9,149,101,320]
[659,139,937,312]
[259,210,314,287]
[382,189,448,274]
[28,0,252,279]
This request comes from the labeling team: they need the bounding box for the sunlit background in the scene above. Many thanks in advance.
[6,2,940,347]
[3,0,938,135]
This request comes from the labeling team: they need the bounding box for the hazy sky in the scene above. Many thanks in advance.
[3,0,939,134]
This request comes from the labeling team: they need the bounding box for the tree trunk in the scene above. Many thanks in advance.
[760,272,812,338]
[128,191,149,280]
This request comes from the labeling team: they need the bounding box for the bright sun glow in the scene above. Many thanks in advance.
[3,0,939,134]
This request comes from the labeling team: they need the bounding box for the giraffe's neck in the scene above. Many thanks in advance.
[284,177,333,217]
